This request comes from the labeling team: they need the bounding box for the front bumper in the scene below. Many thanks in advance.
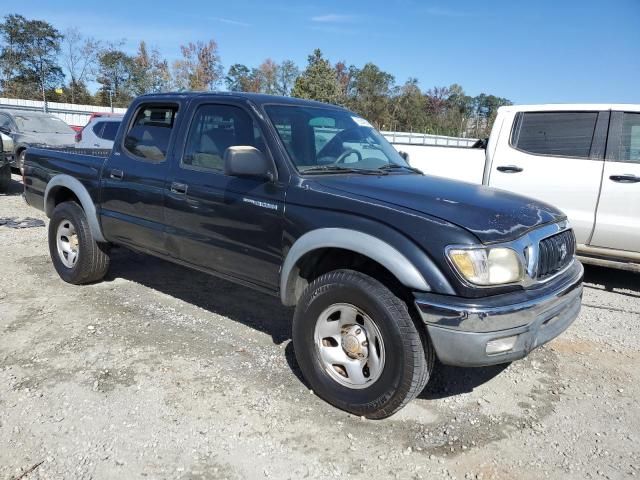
[415,261,584,367]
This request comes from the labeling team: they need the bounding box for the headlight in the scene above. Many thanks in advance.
[447,247,523,286]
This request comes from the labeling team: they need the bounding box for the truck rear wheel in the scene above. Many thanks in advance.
[292,269,434,419]
[48,201,110,284]
[0,163,10,193]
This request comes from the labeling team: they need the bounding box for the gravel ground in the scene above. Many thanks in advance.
[1,174,639,480]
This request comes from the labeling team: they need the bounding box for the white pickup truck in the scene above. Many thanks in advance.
[400,104,640,272]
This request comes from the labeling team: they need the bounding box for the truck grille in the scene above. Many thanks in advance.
[537,230,576,279]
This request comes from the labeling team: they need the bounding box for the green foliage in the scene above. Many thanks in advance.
[346,63,395,129]
[291,49,342,104]
[0,14,63,101]
[95,45,135,107]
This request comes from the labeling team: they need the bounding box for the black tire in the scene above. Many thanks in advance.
[48,201,110,284]
[292,269,434,419]
[0,163,10,193]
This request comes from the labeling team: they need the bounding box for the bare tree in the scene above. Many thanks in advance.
[62,27,100,103]
[173,40,223,91]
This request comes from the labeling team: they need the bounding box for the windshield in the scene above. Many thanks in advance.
[264,104,410,173]
[14,115,75,134]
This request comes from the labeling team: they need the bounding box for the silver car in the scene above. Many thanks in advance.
[0,110,76,170]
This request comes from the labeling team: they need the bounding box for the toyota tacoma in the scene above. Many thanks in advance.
[22,93,583,419]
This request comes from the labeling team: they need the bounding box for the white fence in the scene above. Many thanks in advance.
[0,98,127,127]
[381,131,477,147]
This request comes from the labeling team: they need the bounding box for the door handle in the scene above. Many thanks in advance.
[170,182,188,195]
[609,174,640,183]
[110,169,124,180]
[496,165,524,173]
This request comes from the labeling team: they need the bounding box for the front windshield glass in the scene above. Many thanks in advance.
[264,104,410,172]
[14,115,75,134]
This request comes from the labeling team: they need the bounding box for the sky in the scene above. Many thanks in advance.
[7,0,640,104]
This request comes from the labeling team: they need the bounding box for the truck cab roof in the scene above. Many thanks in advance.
[136,91,351,111]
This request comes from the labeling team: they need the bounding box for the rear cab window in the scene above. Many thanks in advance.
[123,105,178,162]
[510,111,598,159]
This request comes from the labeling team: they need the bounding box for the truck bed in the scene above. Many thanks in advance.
[23,147,109,213]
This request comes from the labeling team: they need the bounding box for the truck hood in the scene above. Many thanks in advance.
[315,174,566,244]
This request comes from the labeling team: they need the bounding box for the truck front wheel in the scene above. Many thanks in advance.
[48,201,110,284]
[292,269,434,419]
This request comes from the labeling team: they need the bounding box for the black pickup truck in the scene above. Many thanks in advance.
[23,93,583,418]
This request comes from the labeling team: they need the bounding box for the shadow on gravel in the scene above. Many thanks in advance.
[0,176,24,196]
[105,248,294,345]
[419,361,509,400]
[583,264,640,297]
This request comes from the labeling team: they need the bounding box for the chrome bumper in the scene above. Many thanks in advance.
[414,261,584,367]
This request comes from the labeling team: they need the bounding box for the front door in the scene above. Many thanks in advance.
[487,110,608,244]
[590,111,640,253]
[164,101,285,290]
[100,102,179,255]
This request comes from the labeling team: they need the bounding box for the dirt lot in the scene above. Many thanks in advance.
[1,174,639,480]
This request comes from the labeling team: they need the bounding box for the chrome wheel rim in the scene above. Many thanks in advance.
[56,219,79,268]
[314,303,385,389]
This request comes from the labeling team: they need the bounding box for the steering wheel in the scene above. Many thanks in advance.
[333,148,362,165]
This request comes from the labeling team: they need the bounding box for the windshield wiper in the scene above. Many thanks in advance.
[378,164,423,174]
[302,165,387,175]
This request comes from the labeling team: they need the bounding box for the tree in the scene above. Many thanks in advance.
[390,78,427,132]
[348,63,395,129]
[226,63,251,91]
[276,60,299,96]
[0,14,63,102]
[291,49,341,104]
[257,58,278,94]
[173,40,223,91]
[470,93,512,137]
[130,41,172,96]
[61,27,101,103]
[96,43,134,107]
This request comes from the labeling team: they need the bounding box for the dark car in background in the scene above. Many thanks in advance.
[0,129,11,192]
[0,110,76,171]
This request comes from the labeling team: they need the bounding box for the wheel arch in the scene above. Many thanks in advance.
[280,228,447,306]
[44,174,106,242]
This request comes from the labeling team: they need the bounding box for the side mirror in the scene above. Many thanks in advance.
[0,131,13,154]
[398,151,409,161]
[224,146,274,181]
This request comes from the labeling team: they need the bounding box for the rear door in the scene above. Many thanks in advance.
[487,110,607,244]
[589,111,640,253]
[100,102,180,255]
[164,100,285,290]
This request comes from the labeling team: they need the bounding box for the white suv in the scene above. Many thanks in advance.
[76,116,122,149]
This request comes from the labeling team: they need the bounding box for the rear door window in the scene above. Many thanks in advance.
[102,122,120,141]
[92,121,106,138]
[608,112,640,163]
[511,112,598,158]
[124,105,178,162]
